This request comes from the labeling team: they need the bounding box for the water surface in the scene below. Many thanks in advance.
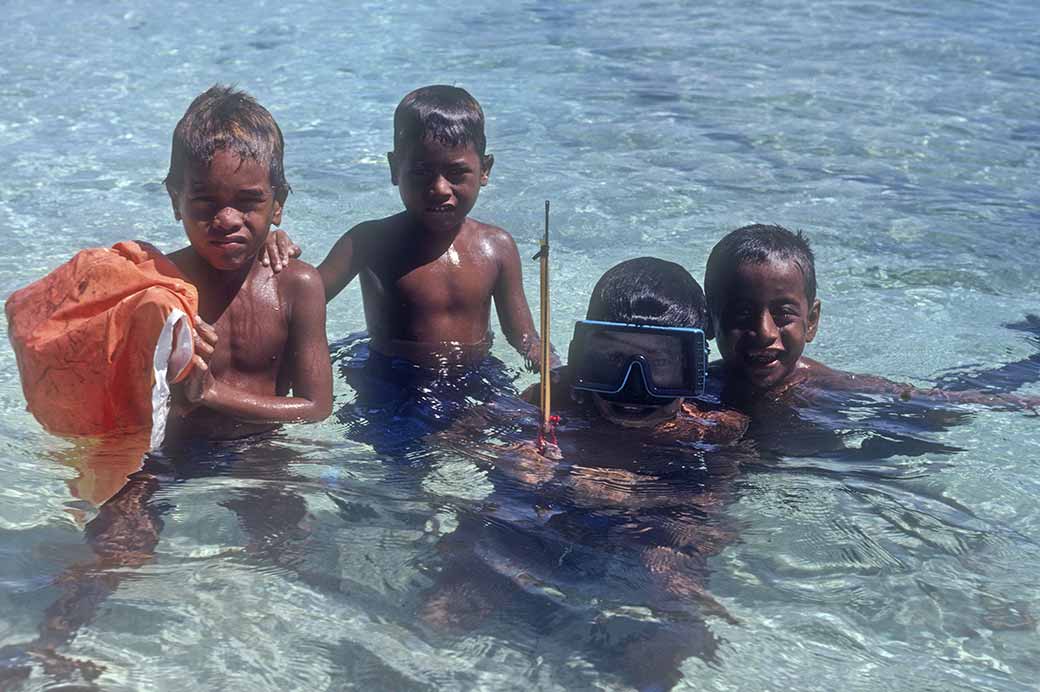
[1,0,1039,689]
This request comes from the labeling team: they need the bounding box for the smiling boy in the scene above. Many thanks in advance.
[704,224,1039,410]
[267,85,548,368]
[163,85,332,440]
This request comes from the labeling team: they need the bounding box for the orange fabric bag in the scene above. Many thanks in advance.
[6,241,198,445]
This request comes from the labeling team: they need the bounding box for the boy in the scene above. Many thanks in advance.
[0,86,334,683]
[430,258,748,690]
[164,85,332,440]
[523,257,747,441]
[704,224,1039,410]
[264,85,549,368]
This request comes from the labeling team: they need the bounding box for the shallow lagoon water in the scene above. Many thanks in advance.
[2,0,1040,690]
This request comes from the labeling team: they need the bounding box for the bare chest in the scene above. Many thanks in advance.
[204,282,289,377]
[366,250,498,311]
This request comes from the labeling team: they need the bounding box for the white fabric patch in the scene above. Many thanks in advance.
[150,309,193,449]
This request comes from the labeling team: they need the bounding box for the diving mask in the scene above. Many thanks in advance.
[568,320,708,400]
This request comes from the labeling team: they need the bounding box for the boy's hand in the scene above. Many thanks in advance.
[181,316,219,406]
[258,228,301,273]
[182,356,216,406]
[191,315,218,363]
[522,336,562,373]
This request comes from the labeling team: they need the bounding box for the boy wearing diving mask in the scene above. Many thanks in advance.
[524,257,746,441]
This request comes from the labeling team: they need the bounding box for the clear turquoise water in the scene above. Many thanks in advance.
[2,0,1039,690]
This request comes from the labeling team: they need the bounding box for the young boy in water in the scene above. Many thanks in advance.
[264,85,549,368]
[704,224,1039,410]
[163,85,332,440]
[523,257,746,442]
[431,258,748,690]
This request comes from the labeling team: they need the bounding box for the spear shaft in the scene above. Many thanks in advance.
[539,201,551,435]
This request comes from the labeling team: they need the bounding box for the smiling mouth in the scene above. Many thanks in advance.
[607,402,659,418]
[425,204,456,214]
[745,351,782,368]
[210,238,246,246]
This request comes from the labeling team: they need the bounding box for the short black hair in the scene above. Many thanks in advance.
[586,257,706,329]
[165,84,289,200]
[704,224,817,317]
[393,85,487,157]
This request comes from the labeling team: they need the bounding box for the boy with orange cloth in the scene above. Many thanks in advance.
[161,85,332,441]
[7,85,332,446]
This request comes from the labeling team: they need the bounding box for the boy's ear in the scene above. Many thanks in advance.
[806,299,821,343]
[274,183,289,208]
[167,186,182,221]
[704,313,716,340]
[387,151,400,186]
[272,198,284,227]
[480,154,494,185]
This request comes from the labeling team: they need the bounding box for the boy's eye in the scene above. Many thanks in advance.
[729,306,753,322]
[445,168,470,183]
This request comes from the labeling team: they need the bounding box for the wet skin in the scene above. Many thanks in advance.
[166,149,332,440]
[291,137,548,367]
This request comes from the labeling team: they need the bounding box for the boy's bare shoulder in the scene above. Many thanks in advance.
[465,218,521,258]
[272,258,325,302]
[799,357,907,394]
[470,218,513,242]
[350,212,411,237]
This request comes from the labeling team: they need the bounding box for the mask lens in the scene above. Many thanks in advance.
[581,329,686,391]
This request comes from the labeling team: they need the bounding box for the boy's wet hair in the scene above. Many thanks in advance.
[393,85,487,157]
[586,257,706,329]
[704,224,817,314]
[164,84,289,199]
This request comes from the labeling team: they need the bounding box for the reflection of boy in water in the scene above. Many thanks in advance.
[704,224,1040,412]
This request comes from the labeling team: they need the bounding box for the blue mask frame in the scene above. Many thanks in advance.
[568,320,709,399]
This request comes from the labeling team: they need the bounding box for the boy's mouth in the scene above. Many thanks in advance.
[595,399,676,428]
[425,204,456,214]
[744,350,783,369]
[609,402,656,415]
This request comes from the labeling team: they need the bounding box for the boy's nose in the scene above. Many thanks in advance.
[428,175,452,199]
[752,311,780,344]
[213,206,243,231]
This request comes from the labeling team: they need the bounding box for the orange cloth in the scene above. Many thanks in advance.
[6,240,198,437]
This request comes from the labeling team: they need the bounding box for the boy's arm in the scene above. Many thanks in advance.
[492,230,559,370]
[812,363,1040,411]
[317,225,366,302]
[182,264,333,423]
[260,225,364,303]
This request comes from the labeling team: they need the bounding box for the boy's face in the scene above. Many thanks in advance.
[170,149,283,272]
[713,258,820,392]
[581,331,686,428]
[388,137,492,234]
